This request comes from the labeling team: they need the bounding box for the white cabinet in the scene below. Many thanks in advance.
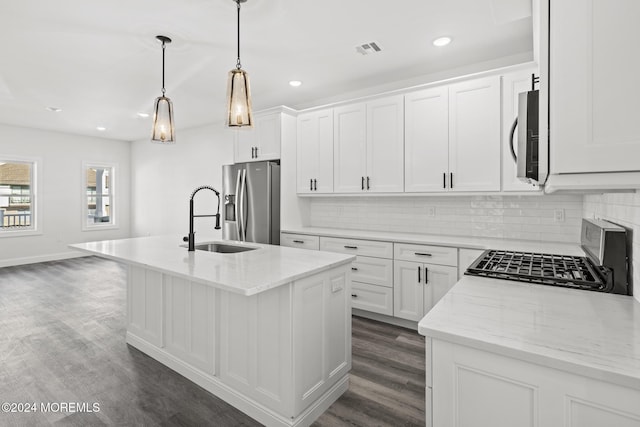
[501,69,540,192]
[550,0,640,175]
[448,76,501,191]
[333,95,404,193]
[404,76,501,193]
[235,111,287,163]
[296,109,333,193]
[393,243,457,321]
[431,339,640,427]
[280,233,320,251]
[404,86,449,192]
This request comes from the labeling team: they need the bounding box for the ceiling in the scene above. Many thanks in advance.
[0,0,533,142]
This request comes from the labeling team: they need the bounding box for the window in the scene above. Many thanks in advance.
[0,157,41,236]
[83,162,116,230]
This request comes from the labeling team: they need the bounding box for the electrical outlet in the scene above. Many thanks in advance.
[554,209,565,222]
[331,280,343,293]
[427,207,436,217]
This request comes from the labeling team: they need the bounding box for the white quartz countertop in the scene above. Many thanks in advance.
[282,226,584,255]
[70,235,354,296]
[418,276,640,390]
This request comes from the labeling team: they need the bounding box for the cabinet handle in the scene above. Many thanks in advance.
[424,266,429,284]
[366,176,370,190]
[310,179,313,191]
[292,240,304,244]
[415,252,433,257]
[254,146,258,158]
[351,267,358,271]
[351,294,358,298]
[313,179,317,191]
[361,176,365,190]
[418,266,421,283]
[443,172,446,189]
[450,172,453,189]
[344,245,358,250]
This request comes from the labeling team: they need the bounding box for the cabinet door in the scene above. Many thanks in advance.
[366,95,404,193]
[502,70,540,192]
[333,103,367,193]
[422,264,458,315]
[393,260,424,321]
[405,87,449,192]
[296,109,333,194]
[448,76,501,191]
[236,113,281,163]
[551,0,640,174]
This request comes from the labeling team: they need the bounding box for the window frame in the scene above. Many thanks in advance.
[0,155,42,238]
[82,161,118,231]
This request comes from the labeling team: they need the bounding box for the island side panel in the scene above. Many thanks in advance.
[219,282,294,417]
[127,265,163,347]
[293,264,352,417]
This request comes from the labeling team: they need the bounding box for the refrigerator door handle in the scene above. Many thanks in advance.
[239,169,247,241]
[234,170,242,240]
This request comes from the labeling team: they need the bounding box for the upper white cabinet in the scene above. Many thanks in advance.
[448,76,501,192]
[333,95,404,193]
[235,111,285,163]
[502,70,540,192]
[550,0,640,174]
[296,109,333,193]
[404,86,449,192]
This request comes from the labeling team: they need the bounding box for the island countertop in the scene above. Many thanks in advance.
[70,235,355,296]
[418,276,640,390]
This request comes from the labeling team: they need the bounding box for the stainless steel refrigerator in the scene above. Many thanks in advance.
[222,161,280,244]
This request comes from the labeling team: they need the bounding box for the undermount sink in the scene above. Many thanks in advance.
[194,243,257,253]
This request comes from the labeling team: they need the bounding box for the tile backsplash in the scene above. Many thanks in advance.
[583,191,639,302]
[309,194,583,243]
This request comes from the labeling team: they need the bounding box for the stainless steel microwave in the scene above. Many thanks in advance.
[509,89,540,185]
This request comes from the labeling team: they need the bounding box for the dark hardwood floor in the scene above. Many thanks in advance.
[0,256,425,426]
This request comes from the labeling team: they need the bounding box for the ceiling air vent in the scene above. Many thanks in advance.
[355,42,382,56]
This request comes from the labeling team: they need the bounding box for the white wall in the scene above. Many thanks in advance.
[0,124,131,266]
[584,191,640,302]
[309,194,583,243]
[130,122,235,238]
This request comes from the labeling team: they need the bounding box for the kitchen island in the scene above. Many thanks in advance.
[70,235,355,427]
[419,276,640,427]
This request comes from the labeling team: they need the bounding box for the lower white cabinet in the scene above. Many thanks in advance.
[393,260,457,321]
[351,282,393,316]
[280,233,320,250]
[431,339,640,427]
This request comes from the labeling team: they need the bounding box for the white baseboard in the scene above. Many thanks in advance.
[353,309,419,331]
[126,332,348,427]
[0,251,88,268]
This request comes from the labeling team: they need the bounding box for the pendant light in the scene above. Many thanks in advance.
[151,35,176,143]
[226,0,253,128]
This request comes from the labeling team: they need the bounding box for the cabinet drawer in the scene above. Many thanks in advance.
[351,256,393,288]
[394,243,457,266]
[351,282,393,316]
[280,233,319,250]
[320,237,393,258]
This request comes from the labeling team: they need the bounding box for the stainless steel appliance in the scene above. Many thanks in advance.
[465,219,630,295]
[222,161,280,244]
[509,74,545,185]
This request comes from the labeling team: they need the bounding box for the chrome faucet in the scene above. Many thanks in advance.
[183,185,221,251]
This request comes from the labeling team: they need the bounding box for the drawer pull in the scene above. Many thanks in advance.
[415,252,433,257]
[292,240,305,244]
[344,245,358,250]
[351,294,358,298]
[351,267,358,271]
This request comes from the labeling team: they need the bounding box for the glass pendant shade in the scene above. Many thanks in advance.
[151,95,175,143]
[226,68,253,127]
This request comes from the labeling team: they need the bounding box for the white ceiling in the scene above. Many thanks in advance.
[0,0,533,142]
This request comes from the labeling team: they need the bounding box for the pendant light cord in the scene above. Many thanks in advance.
[236,0,242,69]
[161,40,166,95]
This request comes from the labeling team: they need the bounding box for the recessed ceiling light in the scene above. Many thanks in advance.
[289,80,302,87]
[96,126,107,132]
[433,37,452,47]
[136,112,150,118]
[45,106,62,112]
